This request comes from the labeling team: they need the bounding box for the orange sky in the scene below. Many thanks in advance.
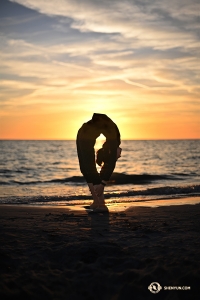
[0,0,200,139]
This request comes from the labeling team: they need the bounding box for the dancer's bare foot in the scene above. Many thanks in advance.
[90,198,106,209]
[90,202,99,209]
[93,205,108,212]
[88,183,108,211]
[90,201,108,212]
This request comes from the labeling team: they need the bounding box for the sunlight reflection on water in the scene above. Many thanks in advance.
[0,140,200,204]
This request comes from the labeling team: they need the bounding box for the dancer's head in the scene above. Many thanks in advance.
[96,143,122,166]
[96,142,110,166]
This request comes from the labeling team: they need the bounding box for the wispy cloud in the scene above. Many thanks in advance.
[0,0,199,138]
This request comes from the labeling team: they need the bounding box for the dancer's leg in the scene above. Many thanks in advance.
[88,183,99,208]
[88,183,107,209]
[97,192,106,207]
[95,191,108,212]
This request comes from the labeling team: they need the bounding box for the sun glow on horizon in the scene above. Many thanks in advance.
[0,0,199,140]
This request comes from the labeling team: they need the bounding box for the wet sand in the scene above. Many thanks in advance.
[0,199,200,300]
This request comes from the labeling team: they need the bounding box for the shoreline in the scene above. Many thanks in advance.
[0,196,200,212]
[1,200,200,299]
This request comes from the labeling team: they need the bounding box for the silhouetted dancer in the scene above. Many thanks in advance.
[76,113,122,211]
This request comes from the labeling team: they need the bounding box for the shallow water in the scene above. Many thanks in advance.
[0,139,200,205]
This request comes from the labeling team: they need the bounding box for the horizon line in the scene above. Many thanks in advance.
[1,138,200,141]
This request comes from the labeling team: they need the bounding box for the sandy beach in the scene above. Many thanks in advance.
[0,199,200,300]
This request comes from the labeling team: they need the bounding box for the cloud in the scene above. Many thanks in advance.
[6,1,199,90]
[10,0,199,45]
[0,0,199,138]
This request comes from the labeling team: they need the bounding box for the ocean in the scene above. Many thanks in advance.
[0,139,200,206]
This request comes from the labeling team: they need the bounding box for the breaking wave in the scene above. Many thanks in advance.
[0,172,192,186]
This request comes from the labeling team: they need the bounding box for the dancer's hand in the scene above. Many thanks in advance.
[94,184,104,197]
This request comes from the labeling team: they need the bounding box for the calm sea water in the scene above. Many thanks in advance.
[0,140,200,205]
